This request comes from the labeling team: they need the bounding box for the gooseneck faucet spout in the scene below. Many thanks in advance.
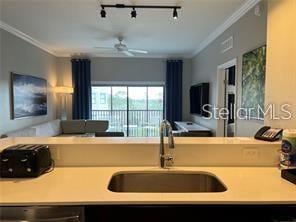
[160,120,175,168]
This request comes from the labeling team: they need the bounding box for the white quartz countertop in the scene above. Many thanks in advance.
[0,137,279,151]
[0,167,295,206]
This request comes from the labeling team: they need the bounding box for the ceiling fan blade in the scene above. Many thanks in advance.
[94,47,114,51]
[128,49,148,54]
[122,51,135,57]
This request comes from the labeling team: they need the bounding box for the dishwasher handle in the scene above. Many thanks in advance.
[1,215,80,222]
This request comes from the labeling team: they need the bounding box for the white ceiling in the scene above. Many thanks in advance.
[0,0,251,58]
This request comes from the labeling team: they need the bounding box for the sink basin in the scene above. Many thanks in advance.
[108,171,227,193]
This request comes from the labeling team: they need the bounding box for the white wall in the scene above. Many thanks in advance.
[191,3,267,136]
[57,57,192,121]
[91,57,165,83]
[0,29,58,135]
[264,0,296,128]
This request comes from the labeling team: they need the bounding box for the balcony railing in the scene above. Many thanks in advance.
[92,110,164,137]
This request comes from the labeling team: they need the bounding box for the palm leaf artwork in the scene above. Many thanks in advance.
[241,45,266,119]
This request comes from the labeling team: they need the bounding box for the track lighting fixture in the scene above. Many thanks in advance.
[100,6,106,18]
[131,7,137,18]
[173,8,178,19]
[99,4,181,19]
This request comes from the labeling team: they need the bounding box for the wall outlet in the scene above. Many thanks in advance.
[50,148,60,160]
[243,148,259,159]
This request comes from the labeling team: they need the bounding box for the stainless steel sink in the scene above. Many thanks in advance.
[108,171,227,193]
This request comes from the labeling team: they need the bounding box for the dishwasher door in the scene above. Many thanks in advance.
[0,206,84,222]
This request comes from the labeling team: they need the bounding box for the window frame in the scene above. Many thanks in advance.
[91,83,165,137]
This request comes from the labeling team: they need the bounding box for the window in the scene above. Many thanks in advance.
[91,85,164,137]
[99,93,107,104]
[92,93,97,104]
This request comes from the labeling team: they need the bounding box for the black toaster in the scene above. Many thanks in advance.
[0,144,53,178]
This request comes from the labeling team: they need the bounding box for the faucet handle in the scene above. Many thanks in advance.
[164,154,174,166]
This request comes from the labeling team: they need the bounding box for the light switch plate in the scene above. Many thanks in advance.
[243,148,259,159]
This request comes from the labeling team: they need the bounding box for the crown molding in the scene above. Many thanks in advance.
[191,0,261,58]
[0,20,59,57]
[66,51,191,59]
[1,0,260,59]
[0,20,187,59]
[86,53,191,59]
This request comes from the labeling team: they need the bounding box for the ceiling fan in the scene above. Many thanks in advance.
[95,37,148,57]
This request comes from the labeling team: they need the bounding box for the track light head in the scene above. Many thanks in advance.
[131,7,137,18]
[100,7,106,18]
[173,8,178,19]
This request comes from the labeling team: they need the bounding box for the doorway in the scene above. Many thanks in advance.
[216,59,237,137]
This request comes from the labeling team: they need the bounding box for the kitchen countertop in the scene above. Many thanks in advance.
[0,166,295,206]
[0,137,280,151]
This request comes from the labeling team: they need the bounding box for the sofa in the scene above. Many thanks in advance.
[1,119,109,138]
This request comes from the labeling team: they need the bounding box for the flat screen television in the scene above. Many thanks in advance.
[190,83,209,117]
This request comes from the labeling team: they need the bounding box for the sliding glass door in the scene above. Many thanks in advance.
[92,85,164,137]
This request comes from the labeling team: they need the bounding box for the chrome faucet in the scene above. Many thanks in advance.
[159,120,175,168]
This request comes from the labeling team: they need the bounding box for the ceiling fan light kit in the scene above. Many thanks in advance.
[100,4,181,19]
[95,37,148,57]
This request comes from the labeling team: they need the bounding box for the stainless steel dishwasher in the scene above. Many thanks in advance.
[0,206,84,222]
